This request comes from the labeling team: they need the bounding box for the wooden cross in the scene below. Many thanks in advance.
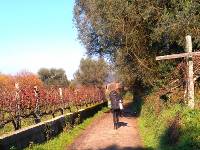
[156,35,200,109]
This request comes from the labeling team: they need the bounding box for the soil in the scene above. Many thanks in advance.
[67,104,144,150]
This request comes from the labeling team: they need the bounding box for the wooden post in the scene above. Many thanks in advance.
[156,35,198,109]
[15,83,21,130]
[34,86,39,112]
[186,35,194,109]
[59,88,63,106]
[33,86,41,123]
[59,88,64,114]
[59,88,63,99]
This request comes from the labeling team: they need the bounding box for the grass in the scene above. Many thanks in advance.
[139,103,181,149]
[25,107,109,150]
[0,112,65,136]
[137,92,200,150]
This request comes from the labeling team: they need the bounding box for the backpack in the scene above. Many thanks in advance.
[109,90,120,110]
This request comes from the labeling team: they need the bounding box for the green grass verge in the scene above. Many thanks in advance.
[138,94,200,150]
[26,107,109,150]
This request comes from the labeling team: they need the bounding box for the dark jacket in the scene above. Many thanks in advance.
[109,90,121,110]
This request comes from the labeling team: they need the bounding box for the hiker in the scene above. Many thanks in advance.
[109,85,123,129]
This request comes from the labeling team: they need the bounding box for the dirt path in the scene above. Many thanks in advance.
[67,105,144,150]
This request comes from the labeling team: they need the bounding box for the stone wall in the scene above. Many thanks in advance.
[0,102,107,150]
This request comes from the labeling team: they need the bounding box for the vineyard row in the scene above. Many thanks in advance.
[0,83,105,131]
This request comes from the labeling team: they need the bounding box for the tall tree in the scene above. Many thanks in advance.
[74,58,109,86]
[73,0,200,88]
[38,68,69,87]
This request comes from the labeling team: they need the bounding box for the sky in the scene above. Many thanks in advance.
[0,0,86,80]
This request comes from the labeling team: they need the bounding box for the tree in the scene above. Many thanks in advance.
[73,0,200,88]
[37,68,69,87]
[74,58,109,86]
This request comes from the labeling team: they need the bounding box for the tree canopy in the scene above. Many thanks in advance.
[74,58,109,86]
[73,0,200,88]
[37,68,69,87]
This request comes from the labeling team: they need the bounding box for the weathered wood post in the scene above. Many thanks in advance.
[186,35,195,109]
[14,83,21,130]
[34,86,41,123]
[59,87,64,114]
[156,35,200,109]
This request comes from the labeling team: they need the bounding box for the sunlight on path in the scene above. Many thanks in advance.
[67,106,143,150]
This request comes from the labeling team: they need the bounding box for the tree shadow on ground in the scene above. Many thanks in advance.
[121,90,144,118]
[122,109,135,117]
[158,121,200,150]
[131,94,143,117]
[130,79,151,117]
[97,144,154,150]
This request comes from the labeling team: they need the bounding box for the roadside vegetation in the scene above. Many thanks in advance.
[130,90,200,150]
[26,107,108,150]
[74,2,200,148]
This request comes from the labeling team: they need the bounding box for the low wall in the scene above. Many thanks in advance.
[0,102,107,150]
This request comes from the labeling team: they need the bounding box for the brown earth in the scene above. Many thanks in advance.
[67,105,144,150]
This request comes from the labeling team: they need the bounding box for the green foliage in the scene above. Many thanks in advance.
[74,58,109,86]
[152,0,200,49]
[139,94,200,150]
[73,0,200,87]
[178,109,200,150]
[9,146,17,150]
[37,68,69,87]
[123,91,133,102]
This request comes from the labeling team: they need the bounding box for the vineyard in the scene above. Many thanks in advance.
[0,72,105,134]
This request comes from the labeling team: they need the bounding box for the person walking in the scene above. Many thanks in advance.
[109,85,122,130]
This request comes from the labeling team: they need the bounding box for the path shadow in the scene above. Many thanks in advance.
[121,93,144,118]
[130,79,152,117]
[158,117,200,150]
[122,109,135,117]
[117,121,128,128]
[131,94,143,117]
[97,144,154,150]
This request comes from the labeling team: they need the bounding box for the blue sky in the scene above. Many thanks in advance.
[0,0,85,79]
